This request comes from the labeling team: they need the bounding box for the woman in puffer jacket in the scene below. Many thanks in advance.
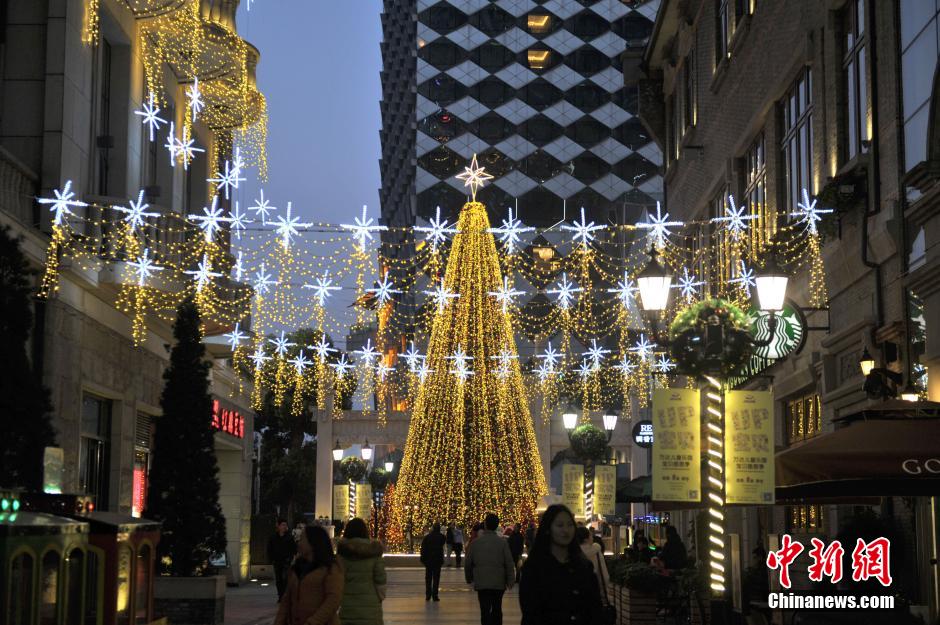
[337,518,387,625]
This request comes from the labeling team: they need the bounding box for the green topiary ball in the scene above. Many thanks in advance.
[368,467,390,491]
[340,456,367,483]
[668,299,753,378]
[569,424,609,461]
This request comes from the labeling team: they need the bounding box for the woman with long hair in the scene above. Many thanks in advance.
[275,524,344,625]
[337,517,387,625]
[519,505,603,625]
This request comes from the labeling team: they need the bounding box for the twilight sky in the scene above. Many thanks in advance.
[234,1,385,340]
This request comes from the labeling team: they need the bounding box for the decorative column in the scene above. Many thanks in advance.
[704,375,726,595]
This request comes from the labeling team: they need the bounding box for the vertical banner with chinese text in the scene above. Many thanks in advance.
[333,485,349,520]
[652,388,701,502]
[594,464,616,516]
[356,484,373,520]
[562,463,584,516]
[725,390,775,504]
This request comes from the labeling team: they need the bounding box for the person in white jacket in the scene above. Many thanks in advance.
[576,526,610,605]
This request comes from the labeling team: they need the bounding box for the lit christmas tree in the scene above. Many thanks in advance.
[394,156,546,529]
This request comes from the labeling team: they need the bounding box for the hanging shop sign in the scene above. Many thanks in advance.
[730,301,808,387]
[725,390,775,505]
[562,463,584,517]
[333,485,349,520]
[356,484,372,521]
[594,464,617,516]
[212,400,245,439]
[652,388,701,503]
[632,420,654,448]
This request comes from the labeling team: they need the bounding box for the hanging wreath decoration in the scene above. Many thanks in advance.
[340,456,367,483]
[669,298,753,378]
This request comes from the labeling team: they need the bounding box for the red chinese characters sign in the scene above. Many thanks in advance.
[212,400,245,439]
[767,534,893,588]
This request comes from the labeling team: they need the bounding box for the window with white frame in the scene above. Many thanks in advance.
[781,68,814,215]
[843,0,869,161]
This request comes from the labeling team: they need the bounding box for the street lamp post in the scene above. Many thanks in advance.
[634,245,789,597]
[563,413,616,521]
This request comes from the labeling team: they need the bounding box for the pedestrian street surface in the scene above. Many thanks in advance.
[225,566,523,625]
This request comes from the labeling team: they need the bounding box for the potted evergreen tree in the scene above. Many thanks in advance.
[0,226,57,489]
[147,299,228,625]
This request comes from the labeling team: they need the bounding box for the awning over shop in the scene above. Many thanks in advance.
[776,417,940,499]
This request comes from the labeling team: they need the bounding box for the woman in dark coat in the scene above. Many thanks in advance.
[519,505,603,625]
[659,524,689,571]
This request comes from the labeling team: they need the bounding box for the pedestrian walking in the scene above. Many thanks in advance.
[577,526,610,604]
[507,523,524,582]
[268,518,297,602]
[524,522,535,554]
[274,525,344,625]
[445,523,455,567]
[452,525,465,568]
[519,505,603,625]
[337,518,387,625]
[464,512,516,625]
[420,522,446,601]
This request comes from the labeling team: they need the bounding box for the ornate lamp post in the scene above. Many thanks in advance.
[634,245,789,596]
[563,413,616,521]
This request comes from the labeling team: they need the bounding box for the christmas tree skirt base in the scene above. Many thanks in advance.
[154,575,225,625]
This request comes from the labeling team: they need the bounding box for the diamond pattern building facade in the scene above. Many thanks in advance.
[379,0,663,351]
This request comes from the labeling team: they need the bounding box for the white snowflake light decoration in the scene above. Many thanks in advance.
[272,201,313,249]
[224,323,247,351]
[330,354,354,377]
[424,278,459,312]
[629,333,656,361]
[560,206,605,247]
[183,254,222,293]
[188,196,231,243]
[185,77,204,122]
[547,273,582,310]
[341,205,387,253]
[376,361,394,381]
[653,354,676,373]
[39,180,87,227]
[233,251,244,282]
[228,202,252,240]
[455,153,494,201]
[711,195,757,241]
[447,345,474,371]
[416,361,434,383]
[729,259,756,296]
[584,339,611,369]
[488,206,534,255]
[127,248,164,287]
[252,263,279,296]
[207,160,245,200]
[607,271,639,308]
[790,189,833,235]
[303,271,342,306]
[535,361,555,382]
[537,341,561,371]
[111,190,158,232]
[635,202,683,248]
[353,339,380,367]
[134,94,167,142]
[488,276,524,312]
[675,267,705,302]
[367,276,401,305]
[576,359,595,379]
[613,355,637,376]
[490,349,516,379]
[250,189,276,224]
[414,206,458,251]
[310,334,337,362]
[249,346,271,369]
[403,342,424,372]
[268,331,297,358]
[289,352,312,375]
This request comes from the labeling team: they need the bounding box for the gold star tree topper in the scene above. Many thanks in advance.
[455,153,494,201]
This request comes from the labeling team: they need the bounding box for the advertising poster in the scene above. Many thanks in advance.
[356,484,373,520]
[332,484,349,520]
[562,463,584,517]
[652,388,701,502]
[725,390,775,505]
[594,464,616,516]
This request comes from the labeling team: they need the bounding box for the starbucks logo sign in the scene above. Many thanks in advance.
[747,301,806,361]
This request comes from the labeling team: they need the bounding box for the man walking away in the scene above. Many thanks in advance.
[452,525,465,568]
[524,522,536,554]
[420,522,446,601]
[267,518,296,602]
[507,523,524,582]
[465,513,515,625]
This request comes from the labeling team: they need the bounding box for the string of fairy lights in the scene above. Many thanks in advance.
[64,0,834,424]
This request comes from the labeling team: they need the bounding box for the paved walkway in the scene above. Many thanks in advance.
[225,566,522,625]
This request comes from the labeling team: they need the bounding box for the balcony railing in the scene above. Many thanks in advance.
[0,146,40,227]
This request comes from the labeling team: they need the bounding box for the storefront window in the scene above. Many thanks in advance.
[80,394,112,510]
[787,504,823,533]
[782,68,814,215]
[39,550,60,625]
[67,548,85,625]
[786,392,821,444]
[8,552,34,625]
[899,0,939,170]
